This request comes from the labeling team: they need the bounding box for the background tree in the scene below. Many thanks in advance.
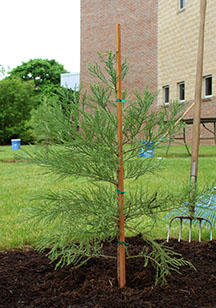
[0,77,36,144]
[26,52,192,286]
[9,59,68,101]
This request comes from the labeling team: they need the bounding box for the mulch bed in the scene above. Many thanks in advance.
[1,235,216,308]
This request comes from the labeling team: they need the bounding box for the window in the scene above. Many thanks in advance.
[204,75,212,97]
[178,82,185,102]
[163,86,169,104]
[179,0,185,10]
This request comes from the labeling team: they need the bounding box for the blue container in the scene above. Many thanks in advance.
[11,139,21,150]
[140,141,154,158]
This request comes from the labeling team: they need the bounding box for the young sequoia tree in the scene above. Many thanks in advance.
[28,51,192,287]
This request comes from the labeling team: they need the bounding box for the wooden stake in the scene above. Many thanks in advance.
[190,0,207,217]
[175,102,195,126]
[190,0,207,185]
[162,102,195,141]
[116,23,126,289]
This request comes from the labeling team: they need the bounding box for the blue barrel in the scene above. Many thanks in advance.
[140,141,154,158]
[11,139,21,150]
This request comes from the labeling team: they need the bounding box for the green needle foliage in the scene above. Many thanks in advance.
[27,51,193,285]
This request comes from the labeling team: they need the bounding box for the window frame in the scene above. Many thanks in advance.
[204,75,212,98]
[163,85,170,105]
[179,0,186,10]
[178,81,185,102]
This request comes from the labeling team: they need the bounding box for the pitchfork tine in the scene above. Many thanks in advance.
[199,219,202,242]
[189,218,192,243]
[208,220,213,241]
[167,219,171,242]
[167,217,175,242]
[178,217,182,242]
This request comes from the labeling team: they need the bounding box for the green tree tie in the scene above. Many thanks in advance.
[118,240,129,246]
[117,189,126,194]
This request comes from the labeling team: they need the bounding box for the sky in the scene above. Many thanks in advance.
[0,0,80,74]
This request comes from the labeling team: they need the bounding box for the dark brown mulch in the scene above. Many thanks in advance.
[0,236,216,308]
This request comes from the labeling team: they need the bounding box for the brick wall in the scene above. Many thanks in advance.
[158,0,216,144]
[80,0,158,98]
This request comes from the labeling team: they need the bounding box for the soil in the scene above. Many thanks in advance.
[0,236,216,308]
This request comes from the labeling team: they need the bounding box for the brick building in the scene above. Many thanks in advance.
[80,0,216,144]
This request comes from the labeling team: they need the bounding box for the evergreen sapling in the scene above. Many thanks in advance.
[28,51,194,286]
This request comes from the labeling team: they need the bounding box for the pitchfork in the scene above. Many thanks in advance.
[167,1,212,243]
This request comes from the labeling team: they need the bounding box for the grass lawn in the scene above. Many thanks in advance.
[0,144,215,250]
